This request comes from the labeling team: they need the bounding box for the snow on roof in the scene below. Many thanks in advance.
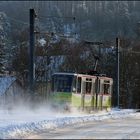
[52,72,76,76]
[52,72,99,78]
[0,76,16,96]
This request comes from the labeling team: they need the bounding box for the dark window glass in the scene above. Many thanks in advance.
[72,76,76,92]
[52,75,74,92]
[104,84,110,94]
[86,82,92,94]
[77,77,81,93]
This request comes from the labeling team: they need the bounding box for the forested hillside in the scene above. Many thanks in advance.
[0,1,140,40]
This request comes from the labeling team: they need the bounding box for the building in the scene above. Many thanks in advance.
[0,75,25,108]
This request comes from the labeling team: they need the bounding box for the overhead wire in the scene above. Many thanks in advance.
[37,15,78,40]
[130,51,140,54]
[6,4,78,42]
[7,16,29,25]
[118,47,140,54]
[39,15,76,20]
[120,50,140,54]
[30,2,77,40]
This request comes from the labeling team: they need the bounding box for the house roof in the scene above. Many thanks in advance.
[0,76,16,96]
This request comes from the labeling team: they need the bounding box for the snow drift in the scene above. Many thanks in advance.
[0,108,137,139]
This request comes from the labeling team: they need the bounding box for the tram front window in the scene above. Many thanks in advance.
[53,75,73,92]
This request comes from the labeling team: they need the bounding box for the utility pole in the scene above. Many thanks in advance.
[116,37,120,108]
[29,9,36,94]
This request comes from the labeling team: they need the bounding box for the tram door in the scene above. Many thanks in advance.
[81,76,96,110]
[71,75,96,110]
[97,78,113,110]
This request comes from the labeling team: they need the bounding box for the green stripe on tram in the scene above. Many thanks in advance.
[71,94,82,107]
[51,92,72,103]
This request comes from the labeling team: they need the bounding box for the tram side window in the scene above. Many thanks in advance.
[86,82,92,94]
[77,77,81,93]
[72,76,76,92]
[104,84,110,94]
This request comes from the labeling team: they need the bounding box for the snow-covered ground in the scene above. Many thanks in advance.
[0,107,138,139]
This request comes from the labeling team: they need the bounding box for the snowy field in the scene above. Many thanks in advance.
[0,106,138,139]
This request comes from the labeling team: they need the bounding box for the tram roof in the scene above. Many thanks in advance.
[52,72,96,78]
[52,72,77,76]
[98,76,113,80]
[52,72,113,80]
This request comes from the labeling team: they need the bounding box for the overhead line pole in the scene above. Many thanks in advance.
[116,37,120,108]
[29,9,36,95]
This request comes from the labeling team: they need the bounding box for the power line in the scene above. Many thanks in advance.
[39,15,76,20]
[120,50,140,54]
[34,30,79,40]
[6,11,78,42]
[7,16,29,25]
[6,13,77,39]
[128,51,140,54]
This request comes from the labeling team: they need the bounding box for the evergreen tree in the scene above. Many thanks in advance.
[0,12,11,74]
[0,13,6,73]
[0,42,5,73]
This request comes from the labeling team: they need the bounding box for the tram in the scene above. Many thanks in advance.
[51,72,113,112]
